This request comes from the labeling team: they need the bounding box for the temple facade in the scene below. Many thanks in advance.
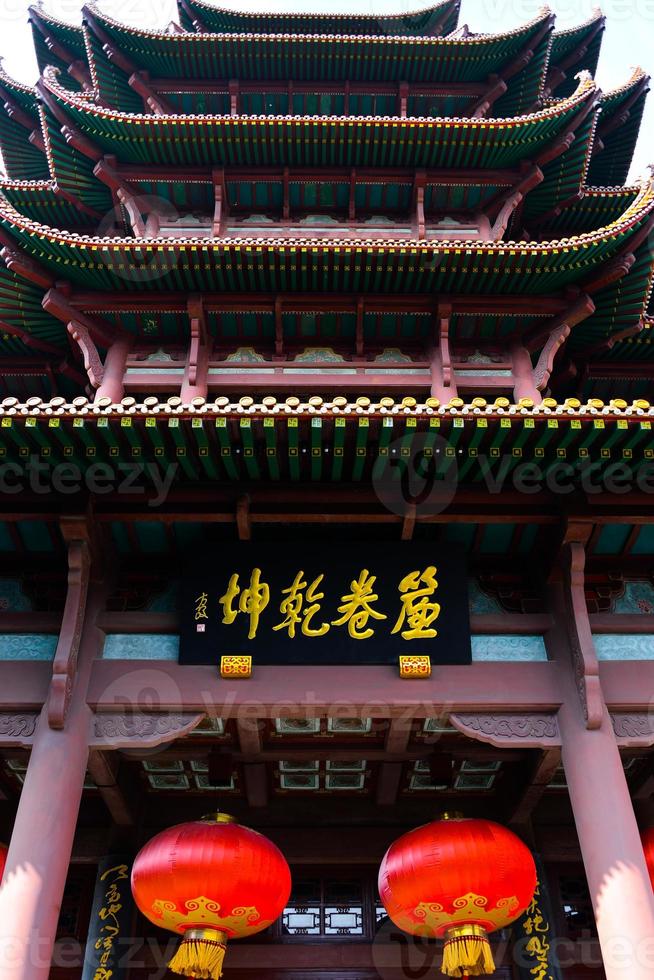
[0,1,652,977]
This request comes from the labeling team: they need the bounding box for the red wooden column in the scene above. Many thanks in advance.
[550,539,654,980]
[95,336,132,403]
[0,522,100,980]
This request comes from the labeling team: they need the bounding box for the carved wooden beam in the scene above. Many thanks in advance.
[182,294,210,400]
[611,713,654,748]
[484,164,543,236]
[94,158,156,237]
[48,521,91,729]
[411,169,426,239]
[1,95,44,149]
[212,167,228,235]
[439,302,452,389]
[90,711,205,748]
[127,71,174,116]
[522,293,595,350]
[560,539,603,730]
[67,320,104,388]
[450,713,561,748]
[468,74,507,118]
[429,302,454,401]
[532,323,571,391]
[43,288,120,349]
[0,713,39,748]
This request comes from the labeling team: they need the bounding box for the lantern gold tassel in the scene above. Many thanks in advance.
[168,928,228,979]
[442,925,495,978]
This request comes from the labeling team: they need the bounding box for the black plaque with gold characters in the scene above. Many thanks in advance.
[180,542,470,666]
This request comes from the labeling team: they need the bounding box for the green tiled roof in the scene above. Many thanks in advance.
[28,4,87,87]
[39,68,598,172]
[549,10,604,98]
[532,186,640,235]
[0,69,49,181]
[0,175,651,296]
[0,179,96,229]
[175,0,460,36]
[587,70,650,187]
[83,5,551,116]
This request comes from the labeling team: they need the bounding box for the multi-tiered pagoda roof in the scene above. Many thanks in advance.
[0,1,650,487]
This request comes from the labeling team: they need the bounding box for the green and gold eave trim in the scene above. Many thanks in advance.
[0,394,653,486]
[174,0,460,37]
[39,66,598,170]
[0,171,652,295]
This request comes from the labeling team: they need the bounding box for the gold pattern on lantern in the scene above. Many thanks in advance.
[151,897,267,935]
[407,892,520,933]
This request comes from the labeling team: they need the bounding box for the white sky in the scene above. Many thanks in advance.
[0,0,651,179]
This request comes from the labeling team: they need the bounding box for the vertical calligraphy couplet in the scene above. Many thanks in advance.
[81,855,135,980]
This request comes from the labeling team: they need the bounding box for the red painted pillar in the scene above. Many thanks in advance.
[0,699,92,978]
[511,344,540,403]
[95,337,132,404]
[551,545,654,980]
[0,553,100,979]
[559,701,654,980]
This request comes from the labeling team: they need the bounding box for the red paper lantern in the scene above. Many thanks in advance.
[378,814,536,978]
[641,826,654,887]
[131,813,291,979]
